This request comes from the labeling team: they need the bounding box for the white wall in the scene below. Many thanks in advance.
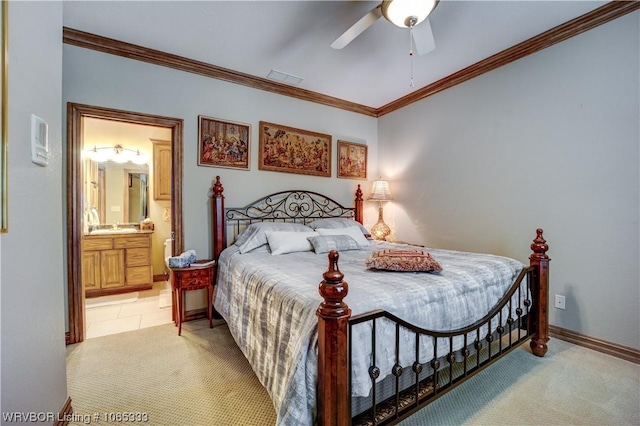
[378,13,639,349]
[0,0,69,417]
[63,46,378,311]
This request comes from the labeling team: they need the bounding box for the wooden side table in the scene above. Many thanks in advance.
[168,259,216,336]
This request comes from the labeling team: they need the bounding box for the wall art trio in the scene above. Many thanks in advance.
[197,116,367,180]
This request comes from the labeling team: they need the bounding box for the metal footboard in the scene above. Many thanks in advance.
[349,266,536,426]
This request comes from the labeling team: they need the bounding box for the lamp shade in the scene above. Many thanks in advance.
[381,0,438,28]
[368,180,393,201]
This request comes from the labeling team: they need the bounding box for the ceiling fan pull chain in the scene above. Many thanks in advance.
[409,24,415,87]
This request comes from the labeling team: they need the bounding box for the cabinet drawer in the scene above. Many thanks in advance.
[126,266,152,286]
[114,235,150,249]
[83,238,113,251]
[173,268,214,289]
[126,247,151,267]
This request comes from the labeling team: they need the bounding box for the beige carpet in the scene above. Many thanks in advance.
[67,320,639,426]
[399,339,639,426]
[66,319,276,425]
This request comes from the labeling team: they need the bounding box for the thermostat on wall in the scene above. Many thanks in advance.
[31,114,49,167]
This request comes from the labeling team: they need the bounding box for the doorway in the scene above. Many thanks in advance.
[66,103,184,344]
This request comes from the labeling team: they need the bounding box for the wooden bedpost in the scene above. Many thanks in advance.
[317,251,351,426]
[211,176,225,260]
[529,228,550,357]
[354,184,363,225]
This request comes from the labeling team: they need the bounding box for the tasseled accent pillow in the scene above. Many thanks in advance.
[365,249,442,273]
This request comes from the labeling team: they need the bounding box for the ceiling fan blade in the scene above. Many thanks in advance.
[330,6,382,50]
[412,18,436,55]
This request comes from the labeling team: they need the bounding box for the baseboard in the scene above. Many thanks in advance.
[54,397,73,426]
[183,307,208,322]
[153,273,168,282]
[550,325,640,364]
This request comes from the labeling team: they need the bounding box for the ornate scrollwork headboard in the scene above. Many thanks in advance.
[210,176,363,259]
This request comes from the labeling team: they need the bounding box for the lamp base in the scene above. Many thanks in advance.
[370,206,391,241]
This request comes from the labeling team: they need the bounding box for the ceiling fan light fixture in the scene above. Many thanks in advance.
[381,0,437,28]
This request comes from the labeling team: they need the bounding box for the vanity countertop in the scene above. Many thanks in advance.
[84,229,154,237]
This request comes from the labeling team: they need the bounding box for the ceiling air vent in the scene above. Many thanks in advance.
[266,69,303,86]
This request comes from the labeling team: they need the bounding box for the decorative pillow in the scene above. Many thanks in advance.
[365,249,442,273]
[235,222,313,254]
[308,218,371,238]
[307,235,360,254]
[265,231,319,255]
[316,226,370,247]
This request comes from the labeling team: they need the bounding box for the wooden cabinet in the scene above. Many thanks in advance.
[82,232,153,297]
[82,251,101,292]
[100,250,126,288]
[151,139,171,200]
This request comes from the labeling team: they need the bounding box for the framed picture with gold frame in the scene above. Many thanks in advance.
[337,140,367,180]
[1,0,8,233]
[198,115,250,170]
[258,121,331,177]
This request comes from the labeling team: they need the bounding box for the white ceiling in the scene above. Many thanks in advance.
[62,0,608,108]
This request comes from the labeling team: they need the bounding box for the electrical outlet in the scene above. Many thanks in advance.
[554,294,566,310]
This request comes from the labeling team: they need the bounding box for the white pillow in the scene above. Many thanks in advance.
[235,222,313,253]
[316,226,370,247]
[308,218,370,237]
[265,231,319,255]
[307,235,360,254]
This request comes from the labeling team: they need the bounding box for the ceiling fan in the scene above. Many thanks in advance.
[331,0,439,55]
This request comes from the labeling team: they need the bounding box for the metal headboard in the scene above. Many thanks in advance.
[224,190,356,244]
[210,176,363,259]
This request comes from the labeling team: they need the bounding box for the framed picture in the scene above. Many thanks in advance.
[337,140,367,180]
[258,121,331,177]
[198,115,250,170]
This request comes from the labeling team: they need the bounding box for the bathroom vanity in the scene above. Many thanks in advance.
[82,230,154,297]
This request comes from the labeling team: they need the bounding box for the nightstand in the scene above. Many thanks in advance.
[168,259,216,336]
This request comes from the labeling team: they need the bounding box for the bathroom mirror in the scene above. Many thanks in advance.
[126,171,149,222]
[103,162,148,225]
[85,159,149,227]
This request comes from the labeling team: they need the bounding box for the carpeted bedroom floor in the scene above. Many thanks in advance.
[66,319,639,426]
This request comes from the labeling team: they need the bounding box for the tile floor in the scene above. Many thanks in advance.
[85,281,173,339]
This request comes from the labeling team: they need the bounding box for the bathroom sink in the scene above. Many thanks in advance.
[89,228,138,235]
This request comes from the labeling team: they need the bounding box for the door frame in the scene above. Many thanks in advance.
[66,103,184,344]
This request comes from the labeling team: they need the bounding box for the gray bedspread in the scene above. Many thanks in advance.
[213,241,524,425]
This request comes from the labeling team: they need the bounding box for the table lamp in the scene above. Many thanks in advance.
[368,179,393,240]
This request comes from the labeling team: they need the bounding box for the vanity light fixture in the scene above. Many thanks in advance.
[84,144,148,165]
[367,178,393,241]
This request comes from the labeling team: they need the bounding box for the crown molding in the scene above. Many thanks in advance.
[63,1,638,118]
[62,27,378,118]
[377,1,640,116]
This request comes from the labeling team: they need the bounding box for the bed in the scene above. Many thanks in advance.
[210,176,550,426]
